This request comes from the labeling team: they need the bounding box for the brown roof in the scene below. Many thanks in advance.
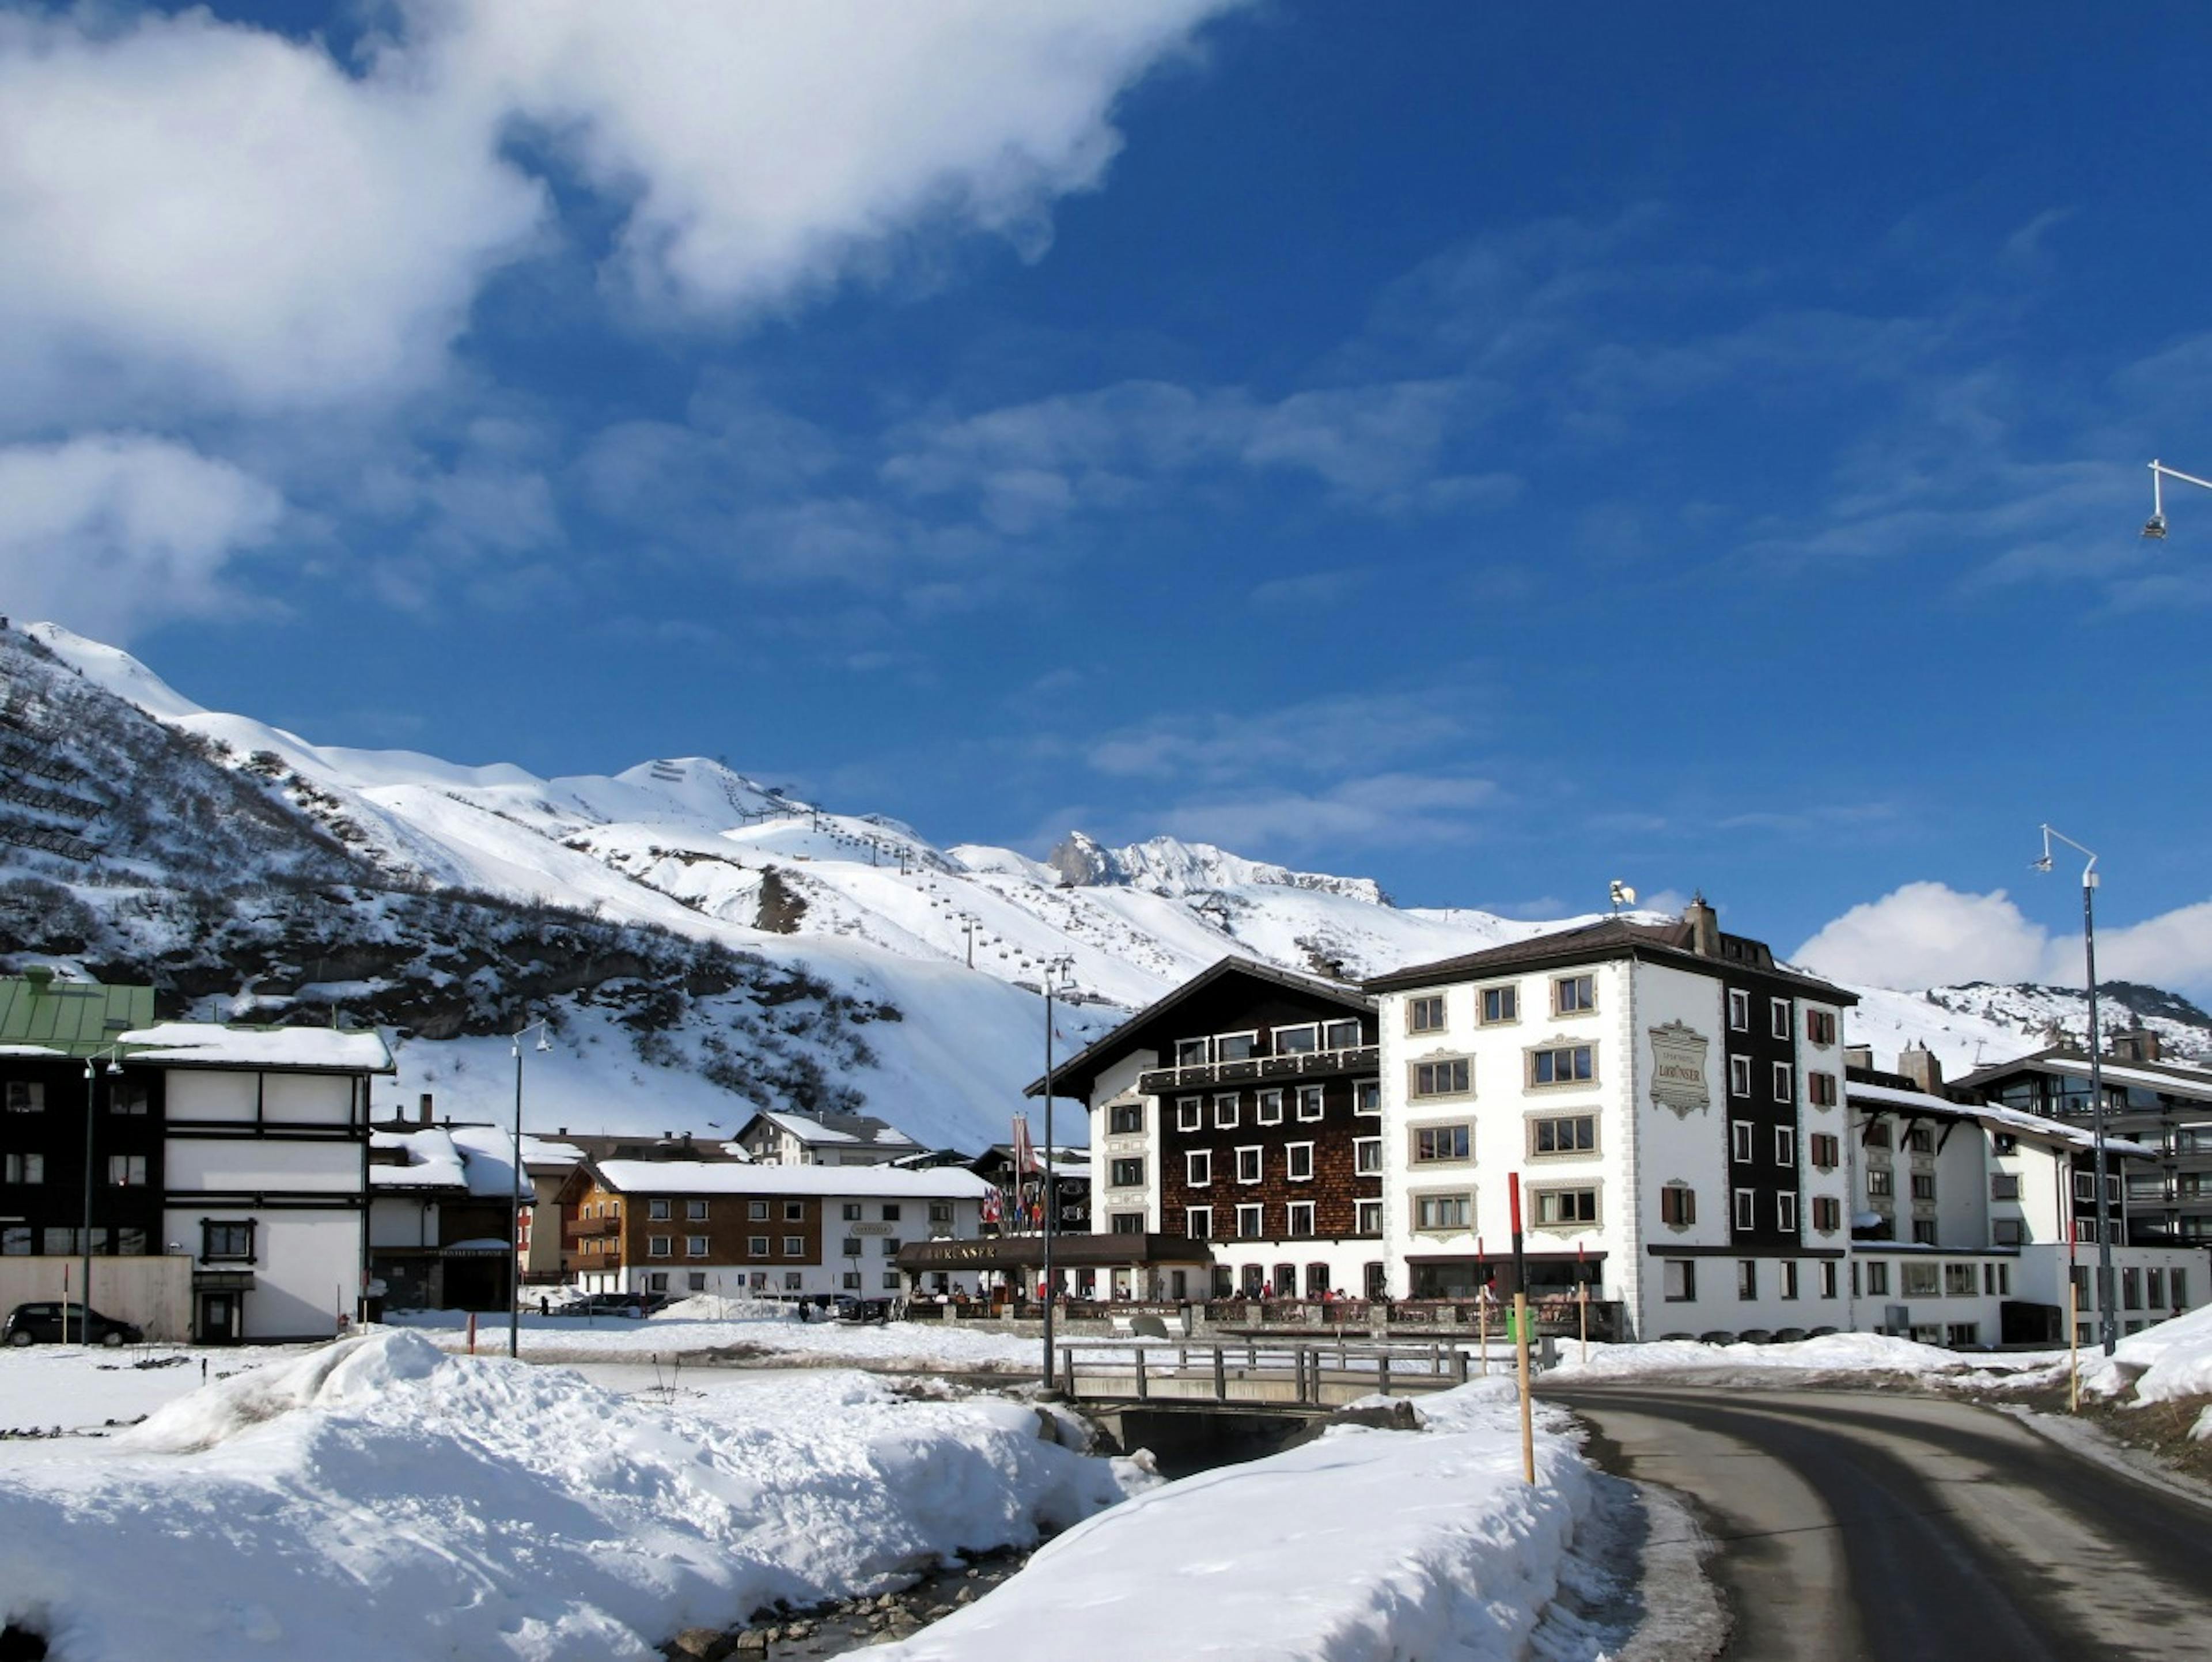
[1364,917,1857,1004]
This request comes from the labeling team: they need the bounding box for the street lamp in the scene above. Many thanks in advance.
[2033,826,2118,1356]
[1038,954,1075,1386]
[78,1048,123,1346]
[510,1018,553,1359]
[2141,458,2212,539]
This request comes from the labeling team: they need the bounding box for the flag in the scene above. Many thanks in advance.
[1011,1114,1036,1176]
[981,1187,1002,1226]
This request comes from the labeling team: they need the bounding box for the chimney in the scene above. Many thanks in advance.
[418,1092,434,1126]
[2110,1029,2162,1064]
[1897,1042,1942,1095]
[1684,892,1720,957]
[1842,1043,1873,1072]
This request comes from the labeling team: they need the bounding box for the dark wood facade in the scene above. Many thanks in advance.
[0,1055,165,1260]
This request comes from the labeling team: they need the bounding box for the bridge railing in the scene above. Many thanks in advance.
[1055,1335,1508,1407]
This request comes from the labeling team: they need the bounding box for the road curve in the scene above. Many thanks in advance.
[1546,1386,2212,1661]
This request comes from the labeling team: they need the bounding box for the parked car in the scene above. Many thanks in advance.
[547,1292,660,1319]
[3,1301,144,1347]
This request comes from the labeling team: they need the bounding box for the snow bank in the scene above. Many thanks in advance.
[2080,1300,2212,1404]
[873,1378,1592,1662]
[0,1333,1144,1662]
[1540,1330,2020,1382]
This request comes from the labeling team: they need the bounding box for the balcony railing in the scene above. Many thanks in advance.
[1139,1044,1378,1096]
[566,1218,622,1240]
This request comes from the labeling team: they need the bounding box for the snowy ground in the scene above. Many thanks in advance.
[1540,1330,2069,1391]
[873,1380,1595,1662]
[0,1332,1148,1662]
[2078,1298,2212,1406]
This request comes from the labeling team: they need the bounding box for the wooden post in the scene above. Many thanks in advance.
[1213,1345,1226,1402]
[1476,1290,1488,1376]
[1060,1346,1077,1400]
[1454,1345,1469,1385]
[1134,1346,1147,1401]
[1514,1292,1535,1484]
[467,1311,477,1355]
[1378,1354,1391,1396]
[2067,1279,2081,1415]
[1578,1279,1589,1367]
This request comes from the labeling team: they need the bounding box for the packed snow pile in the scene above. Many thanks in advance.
[1541,1331,2058,1384]
[2080,1300,2212,1404]
[873,1378,1593,1662]
[0,1332,1148,1662]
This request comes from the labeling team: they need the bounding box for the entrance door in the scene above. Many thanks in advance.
[197,1293,241,1344]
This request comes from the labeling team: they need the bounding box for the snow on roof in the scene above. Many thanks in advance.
[370,1129,467,1192]
[595,1160,992,1199]
[119,1022,395,1073]
[1847,1078,2157,1159]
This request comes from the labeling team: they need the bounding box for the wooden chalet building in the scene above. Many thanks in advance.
[1031,958,1384,1301]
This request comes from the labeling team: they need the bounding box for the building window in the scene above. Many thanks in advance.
[1185,1149,1212,1186]
[842,1202,861,1221]
[781,1201,803,1222]
[1111,1212,1143,1235]
[1176,1097,1202,1132]
[1809,1133,1839,1170]
[686,1235,709,1258]
[1733,1188,1756,1230]
[1732,1120,1753,1163]
[842,1236,862,1257]
[687,1271,707,1292]
[782,1236,805,1255]
[1411,1124,1471,1163]
[1236,1146,1263,1184]
[1908,1128,1934,1156]
[1480,985,1519,1025]
[1944,1263,1978,1297]
[1325,1017,1362,1050]
[1775,1126,1796,1166]
[1910,1173,1936,1202]
[1660,1183,1696,1226]
[1236,1203,1265,1239]
[1727,990,1749,1032]
[1529,1045,1594,1087]
[2123,1268,2142,1310]
[1286,1142,1315,1182]
[1354,1079,1380,1116]
[3,1081,42,1113]
[1991,1174,2021,1201]
[1737,1260,1758,1300]
[1532,1187,1597,1226]
[1866,1262,1890,1296]
[1911,1219,1937,1245]
[687,1199,709,1221]
[1109,1103,1143,1134]
[1808,1072,1838,1108]
[1664,1259,1696,1301]
[840,1271,861,1290]
[1819,1260,1838,1298]
[109,1082,149,1115]
[779,1271,800,1291]
[1770,998,1792,1040]
[880,1237,901,1256]
[1812,1196,1841,1232]
[1214,1094,1240,1129]
[1355,1198,1382,1235]
[1217,1032,1257,1062]
[1185,1206,1212,1240]
[1288,1201,1316,1236]
[1554,975,1597,1015]
[1728,1056,1751,1097]
[1175,1038,1210,1067]
[1902,1262,1941,1297]
[1256,1089,1284,1125]
[1407,994,1448,1033]
[649,1199,671,1220]
[1274,1023,1319,1055]
[749,1201,770,1221]
[647,1236,672,1258]
[1771,1062,1794,1101]
[1415,1192,1472,1231]
[930,1201,953,1224]
[1411,1058,1471,1097]
[107,1154,146,1187]
[1777,1193,1798,1233]
[1806,1009,1837,1046]
[1993,1218,2024,1247]
[1354,1137,1382,1175]
[749,1235,770,1255]
[1867,1169,1894,1198]
[1110,1157,1145,1188]
[1531,1114,1596,1156]
[202,1220,255,1262]
[2,1153,43,1184]
[647,1272,668,1293]
[880,1205,900,1222]
[1296,1085,1325,1122]
[1781,1260,1800,1300]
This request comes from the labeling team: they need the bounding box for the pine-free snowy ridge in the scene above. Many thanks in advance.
[0,619,2184,1153]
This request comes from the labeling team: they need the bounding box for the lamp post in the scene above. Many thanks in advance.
[2141,458,2212,539]
[2034,826,2118,1356]
[78,1047,123,1346]
[510,1018,552,1358]
[1039,954,1075,1387]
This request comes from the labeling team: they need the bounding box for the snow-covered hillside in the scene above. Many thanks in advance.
[0,621,2186,1153]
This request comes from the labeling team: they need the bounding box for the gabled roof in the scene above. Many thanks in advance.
[119,1021,393,1074]
[1362,917,1857,1004]
[741,1108,917,1147]
[1024,955,1371,1100]
[590,1158,992,1200]
[1845,1076,2157,1159]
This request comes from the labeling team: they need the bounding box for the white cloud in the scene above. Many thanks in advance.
[1150,773,1499,854]
[0,434,285,639]
[1795,880,2212,998]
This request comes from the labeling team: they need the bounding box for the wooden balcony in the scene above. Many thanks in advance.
[1139,1045,1378,1097]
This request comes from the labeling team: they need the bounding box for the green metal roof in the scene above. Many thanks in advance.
[0,973,156,1057]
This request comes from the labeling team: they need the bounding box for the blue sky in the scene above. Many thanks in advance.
[6,2,2212,993]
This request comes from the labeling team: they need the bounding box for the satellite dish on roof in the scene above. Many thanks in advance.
[1608,880,1637,913]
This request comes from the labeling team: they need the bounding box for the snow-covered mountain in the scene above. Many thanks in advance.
[0,621,2187,1152]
